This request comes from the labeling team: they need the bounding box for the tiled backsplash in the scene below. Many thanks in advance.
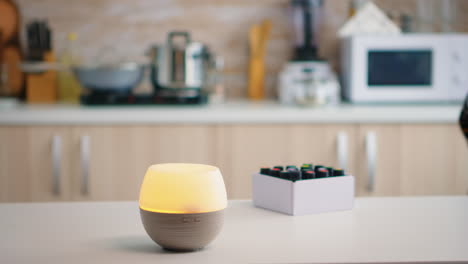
[16,0,468,98]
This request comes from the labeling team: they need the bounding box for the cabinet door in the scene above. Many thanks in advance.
[400,124,466,195]
[289,125,357,174]
[357,125,401,196]
[358,124,468,196]
[217,125,357,199]
[70,125,217,201]
[0,126,71,202]
[216,125,290,199]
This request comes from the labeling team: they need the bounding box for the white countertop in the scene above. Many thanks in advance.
[1,197,467,263]
[0,101,462,125]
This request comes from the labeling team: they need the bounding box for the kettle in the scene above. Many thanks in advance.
[151,31,215,93]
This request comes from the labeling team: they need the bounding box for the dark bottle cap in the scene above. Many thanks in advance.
[280,171,290,180]
[286,165,297,169]
[260,167,271,175]
[333,169,345,176]
[274,166,284,171]
[303,170,315,180]
[316,168,329,178]
[314,165,324,173]
[289,171,300,181]
[271,168,281,177]
[326,167,334,176]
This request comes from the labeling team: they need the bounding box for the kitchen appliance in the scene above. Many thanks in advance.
[151,31,214,101]
[341,34,468,103]
[278,61,340,106]
[79,92,207,105]
[290,0,323,61]
[278,0,340,106]
[139,163,227,251]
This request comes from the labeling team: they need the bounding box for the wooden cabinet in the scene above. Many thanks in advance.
[217,125,357,198]
[356,125,402,196]
[288,125,357,175]
[0,125,217,202]
[400,125,461,195]
[221,124,467,198]
[69,125,217,201]
[1,123,467,202]
[0,126,71,202]
[216,125,290,198]
[357,124,468,197]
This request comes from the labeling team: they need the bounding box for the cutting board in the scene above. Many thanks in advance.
[0,0,19,45]
[1,45,23,95]
[0,0,22,97]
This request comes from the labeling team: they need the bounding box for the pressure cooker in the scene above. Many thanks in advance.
[151,31,215,92]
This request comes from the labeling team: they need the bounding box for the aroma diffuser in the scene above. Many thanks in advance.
[139,163,227,251]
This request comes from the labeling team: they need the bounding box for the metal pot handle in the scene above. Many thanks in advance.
[168,31,191,46]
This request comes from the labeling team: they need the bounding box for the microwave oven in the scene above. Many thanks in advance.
[341,34,468,103]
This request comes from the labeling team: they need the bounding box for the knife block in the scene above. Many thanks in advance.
[26,52,57,103]
[252,173,355,215]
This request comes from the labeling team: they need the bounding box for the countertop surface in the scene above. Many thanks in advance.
[1,197,467,264]
[0,101,463,125]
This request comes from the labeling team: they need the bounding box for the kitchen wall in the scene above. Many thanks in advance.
[16,0,468,98]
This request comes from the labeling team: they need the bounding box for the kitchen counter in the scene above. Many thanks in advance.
[0,101,462,125]
[1,197,467,263]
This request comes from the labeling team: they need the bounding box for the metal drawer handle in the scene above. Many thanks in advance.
[336,131,348,170]
[365,131,377,192]
[51,135,62,196]
[80,135,90,195]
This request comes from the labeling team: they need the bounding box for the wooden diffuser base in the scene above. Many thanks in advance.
[140,209,224,252]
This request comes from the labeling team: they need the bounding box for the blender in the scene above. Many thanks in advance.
[279,0,340,106]
[291,0,323,61]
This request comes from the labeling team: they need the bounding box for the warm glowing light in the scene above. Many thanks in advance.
[139,163,227,214]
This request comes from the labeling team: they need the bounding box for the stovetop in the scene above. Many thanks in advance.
[80,92,208,105]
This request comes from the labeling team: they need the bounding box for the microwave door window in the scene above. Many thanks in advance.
[367,50,432,87]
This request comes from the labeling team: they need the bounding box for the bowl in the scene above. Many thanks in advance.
[73,63,145,92]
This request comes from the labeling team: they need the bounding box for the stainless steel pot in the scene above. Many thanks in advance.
[154,31,214,89]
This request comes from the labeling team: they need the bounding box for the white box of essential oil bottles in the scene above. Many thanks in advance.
[252,171,355,216]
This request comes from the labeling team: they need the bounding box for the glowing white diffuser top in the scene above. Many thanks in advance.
[139,163,227,214]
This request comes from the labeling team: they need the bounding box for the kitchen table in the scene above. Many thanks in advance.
[1,197,467,263]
